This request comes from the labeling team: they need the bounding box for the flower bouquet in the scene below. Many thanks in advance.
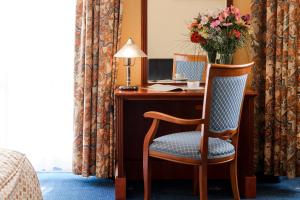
[189,6,251,64]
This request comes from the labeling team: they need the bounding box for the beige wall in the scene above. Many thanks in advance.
[233,0,252,64]
[118,0,251,86]
[233,0,252,87]
[148,0,226,58]
[116,0,141,86]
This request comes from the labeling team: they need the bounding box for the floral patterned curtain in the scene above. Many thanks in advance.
[251,0,300,178]
[73,0,123,178]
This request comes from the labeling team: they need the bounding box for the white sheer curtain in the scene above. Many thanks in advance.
[0,0,75,171]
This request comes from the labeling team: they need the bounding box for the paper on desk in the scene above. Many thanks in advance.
[147,84,183,92]
[147,84,204,92]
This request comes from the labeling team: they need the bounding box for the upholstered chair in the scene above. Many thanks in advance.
[173,53,208,81]
[143,62,254,200]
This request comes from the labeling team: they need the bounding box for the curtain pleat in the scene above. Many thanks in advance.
[73,0,123,178]
[252,0,300,178]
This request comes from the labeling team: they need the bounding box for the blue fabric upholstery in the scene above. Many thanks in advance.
[149,131,235,160]
[175,61,205,80]
[209,75,247,133]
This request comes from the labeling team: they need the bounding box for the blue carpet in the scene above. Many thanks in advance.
[38,173,300,199]
[38,173,114,200]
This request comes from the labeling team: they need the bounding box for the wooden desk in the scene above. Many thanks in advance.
[115,88,256,200]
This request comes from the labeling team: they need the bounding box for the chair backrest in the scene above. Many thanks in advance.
[202,62,253,139]
[173,53,208,81]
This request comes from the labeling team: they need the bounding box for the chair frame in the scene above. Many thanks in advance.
[172,53,208,81]
[143,62,254,200]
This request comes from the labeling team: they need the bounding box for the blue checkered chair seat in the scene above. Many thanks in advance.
[149,131,235,160]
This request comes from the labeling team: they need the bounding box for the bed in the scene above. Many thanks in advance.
[0,148,42,199]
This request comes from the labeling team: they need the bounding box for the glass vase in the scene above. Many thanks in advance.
[219,53,233,64]
[207,51,217,63]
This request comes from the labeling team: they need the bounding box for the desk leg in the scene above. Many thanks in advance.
[115,176,126,200]
[239,96,256,198]
[240,176,256,198]
[115,97,126,199]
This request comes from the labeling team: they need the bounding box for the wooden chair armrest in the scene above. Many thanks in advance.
[144,111,205,125]
[143,119,160,152]
[143,112,205,155]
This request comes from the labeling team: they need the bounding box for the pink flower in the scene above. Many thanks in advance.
[230,5,235,13]
[188,22,199,30]
[219,9,229,21]
[234,8,240,20]
[228,5,240,20]
[214,27,221,32]
[201,16,209,25]
[210,20,220,28]
[225,7,230,13]
[218,15,224,22]
[222,22,233,27]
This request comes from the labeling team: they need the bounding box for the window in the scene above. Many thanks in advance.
[0,0,75,171]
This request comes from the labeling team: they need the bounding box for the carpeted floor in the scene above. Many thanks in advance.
[38,173,300,199]
[38,173,114,200]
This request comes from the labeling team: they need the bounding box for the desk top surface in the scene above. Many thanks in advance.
[115,87,257,97]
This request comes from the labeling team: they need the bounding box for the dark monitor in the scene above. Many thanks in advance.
[148,59,173,81]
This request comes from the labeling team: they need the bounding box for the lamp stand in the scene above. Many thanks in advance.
[118,58,138,91]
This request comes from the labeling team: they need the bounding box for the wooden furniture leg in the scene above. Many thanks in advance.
[115,97,126,200]
[193,166,199,195]
[230,159,240,200]
[238,96,256,198]
[242,176,256,198]
[143,155,151,200]
[199,164,208,200]
[115,176,126,200]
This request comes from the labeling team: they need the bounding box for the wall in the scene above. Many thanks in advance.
[118,0,252,86]
[233,0,252,64]
[233,0,251,64]
[148,0,226,58]
[116,0,141,86]
[233,0,252,87]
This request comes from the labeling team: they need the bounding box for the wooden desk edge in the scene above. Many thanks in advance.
[114,88,257,97]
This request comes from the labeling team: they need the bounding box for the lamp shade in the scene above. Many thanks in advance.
[114,37,147,58]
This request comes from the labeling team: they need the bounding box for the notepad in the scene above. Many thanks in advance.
[147,84,183,92]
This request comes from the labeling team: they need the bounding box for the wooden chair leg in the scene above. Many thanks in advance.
[199,164,207,200]
[193,166,199,195]
[143,151,151,200]
[230,159,240,200]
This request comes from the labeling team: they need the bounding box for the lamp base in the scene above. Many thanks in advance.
[118,85,138,91]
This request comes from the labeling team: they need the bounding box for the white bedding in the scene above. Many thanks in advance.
[0,148,42,200]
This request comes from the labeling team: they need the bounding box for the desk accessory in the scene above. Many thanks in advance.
[114,38,147,90]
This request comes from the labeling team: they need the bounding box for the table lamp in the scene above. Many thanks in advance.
[114,37,147,90]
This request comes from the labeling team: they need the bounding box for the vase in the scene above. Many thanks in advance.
[219,53,233,64]
[207,51,217,63]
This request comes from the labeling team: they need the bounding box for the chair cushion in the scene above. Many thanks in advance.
[176,61,205,80]
[209,75,247,133]
[149,131,235,160]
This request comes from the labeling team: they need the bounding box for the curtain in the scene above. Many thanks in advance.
[73,0,123,178]
[251,0,300,178]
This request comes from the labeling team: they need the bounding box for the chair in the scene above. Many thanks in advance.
[173,53,208,81]
[143,62,254,200]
